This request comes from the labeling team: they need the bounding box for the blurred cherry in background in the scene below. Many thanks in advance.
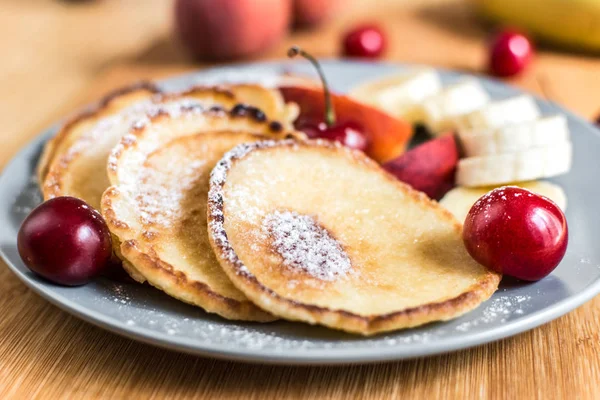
[488,29,533,77]
[343,24,386,59]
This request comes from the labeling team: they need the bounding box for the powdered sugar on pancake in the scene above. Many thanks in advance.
[102,101,212,227]
[207,139,354,282]
[60,98,204,171]
[107,99,204,173]
[208,140,295,274]
[135,159,206,227]
[263,210,351,281]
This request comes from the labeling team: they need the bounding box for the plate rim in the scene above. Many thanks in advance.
[2,60,600,365]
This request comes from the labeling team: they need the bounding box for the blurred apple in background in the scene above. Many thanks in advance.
[293,0,342,27]
[175,0,292,60]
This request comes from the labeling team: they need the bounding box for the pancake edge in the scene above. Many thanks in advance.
[41,86,239,202]
[37,81,161,186]
[102,185,276,322]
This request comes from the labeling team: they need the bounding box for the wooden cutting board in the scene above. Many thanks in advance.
[2,1,600,398]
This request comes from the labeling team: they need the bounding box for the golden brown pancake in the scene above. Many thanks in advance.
[101,109,296,321]
[37,81,160,184]
[42,85,298,210]
[42,88,237,209]
[207,140,500,335]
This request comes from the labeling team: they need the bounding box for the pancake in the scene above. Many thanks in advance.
[101,109,295,321]
[206,140,501,335]
[42,88,238,209]
[42,84,298,210]
[226,84,299,127]
[37,81,160,184]
[38,83,298,187]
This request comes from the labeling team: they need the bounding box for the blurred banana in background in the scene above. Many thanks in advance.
[474,0,600,53]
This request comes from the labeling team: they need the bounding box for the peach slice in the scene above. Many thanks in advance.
[382,134,459,200]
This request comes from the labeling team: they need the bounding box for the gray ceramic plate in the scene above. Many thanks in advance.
[2,61,600,365]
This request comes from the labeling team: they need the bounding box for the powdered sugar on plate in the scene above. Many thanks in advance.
[96,277,536,351]
[454,294,531,332]
[12,174,42,215]
[263,210,351,281]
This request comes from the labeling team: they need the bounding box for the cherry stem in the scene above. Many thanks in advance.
[287,46,336,127]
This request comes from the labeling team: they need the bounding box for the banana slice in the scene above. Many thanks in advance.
[456,142,572,187]
[456,95,540,131]
[421,79,490,134]
[459,115,569,157]
[440,181,567,222]
[349,69,442,122]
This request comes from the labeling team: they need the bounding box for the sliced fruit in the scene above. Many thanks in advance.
[455,95,540,131]
[421,79,490,134]
[440,180,567,223]
[382,134,459,200]
[456,142,572,187]
[207,139,500,335]
[348,69,442,123]
[280,86,413,162]
[459,115,569,157]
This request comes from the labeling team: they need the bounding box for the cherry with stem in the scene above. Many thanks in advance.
[287,46,368,152]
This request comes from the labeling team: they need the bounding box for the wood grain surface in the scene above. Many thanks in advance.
[2,0,600,398]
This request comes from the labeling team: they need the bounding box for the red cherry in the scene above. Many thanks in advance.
[321,121,369,151]
[296,120,369,152]
[288,46,369,152]
[463,187,568,281]
[489,30,533,77]
[17,197,113,286]
[343,24,386,59]
[294,119,324,139]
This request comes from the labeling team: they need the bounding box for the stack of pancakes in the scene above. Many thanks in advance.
[38,82,500,335]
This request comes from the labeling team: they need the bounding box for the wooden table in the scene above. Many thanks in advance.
[2,0,600,398]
